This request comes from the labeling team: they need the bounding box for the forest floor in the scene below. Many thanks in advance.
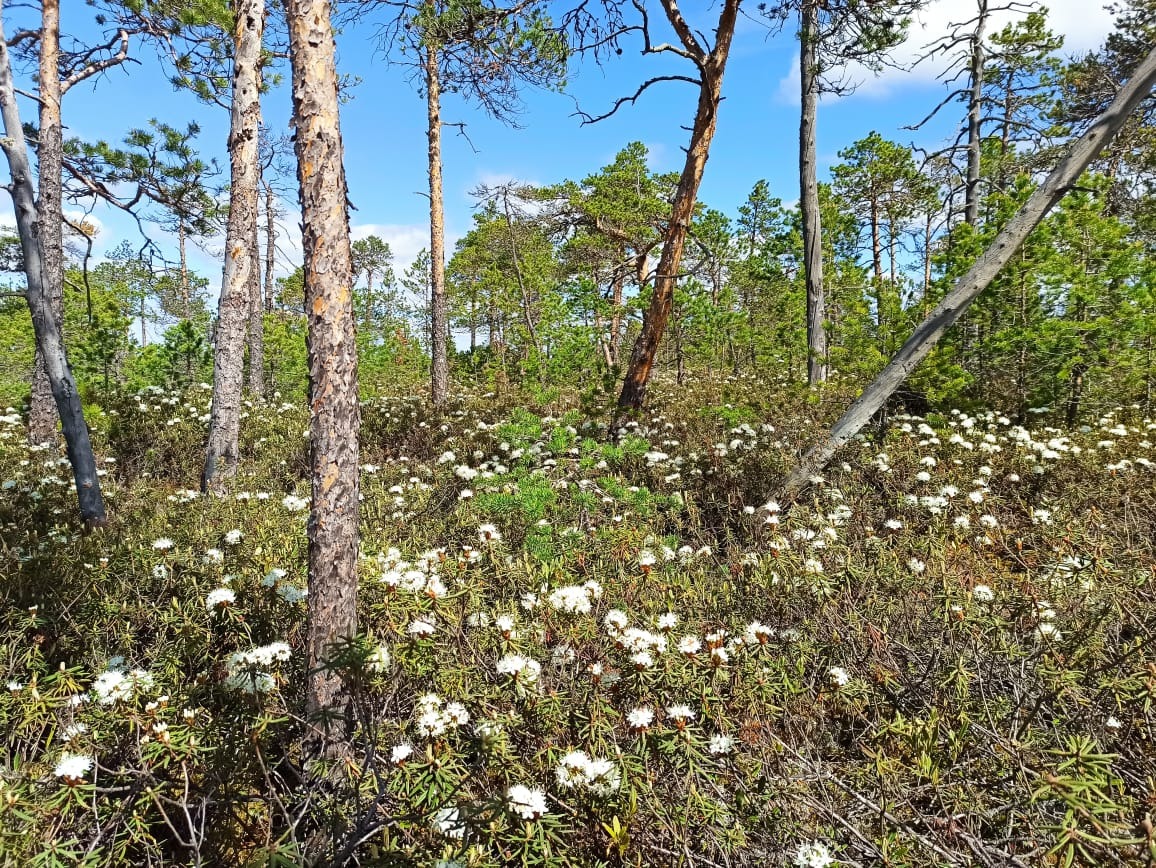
[1,374,1154,867]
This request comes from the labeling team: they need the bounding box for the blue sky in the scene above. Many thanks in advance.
[3,0,1117,301]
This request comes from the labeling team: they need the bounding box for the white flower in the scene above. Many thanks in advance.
[556,750,593,789]
[666,704,695,725]
[547,585,594,614]
[282,494,309,512]
[708,734,734,755]
[638,549,656,567]
[506,785,548,820]
[496,654,541,684]
[1106,716,1123,730]
[656,612,678,631]
[677,635,702,655]
[972,584,994,602]
[61,723,88,742]
[432,806,465,839]
[478,523,501,543]
[54,753,93,782]
[206,588,236,610]
[626,707,654,730]
[907,558,926,574]
[152,537,174,551]
[1036,622,1062,641]
[203,548,224,564]
[408,617,436,637]
[604,609,629,633]
[224,529,243,545]
[366,644,391,673]
[828,666,851,688]
[794,840,836,867]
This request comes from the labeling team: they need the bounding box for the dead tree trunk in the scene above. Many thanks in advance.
[426,41,449,406]
[263,182,277,311]
[964,0,988,226]
[247,216,264,397]
[28,0,62,444]
[779,44,1156,500]
[0,9,106,527]
[287,0,360,743]
[615,0,740,419]
[800,0,828,386]
[203,0,265,491]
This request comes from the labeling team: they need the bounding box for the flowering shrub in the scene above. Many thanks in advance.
[1,377,1155,865]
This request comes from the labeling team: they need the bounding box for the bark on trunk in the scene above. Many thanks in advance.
[609,256,624,364]
[615,0,740,418]
[247,215,264,397]
[779,44,1156,500]
[800,1,827,386]
[426,42,449,405]
[964,0,988,226]
[28,0,62,445]
[0,11,105,527]
[178,223,191,319]
[287,0,360,743]
[264,183,276,311]
[203,0,265,492]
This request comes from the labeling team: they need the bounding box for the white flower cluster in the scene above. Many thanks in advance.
[506,784,548,820]
[54,753,93,783]
[414,693,469,738]
[91,663,155,705]
[545,580,602,614]
[379,546,452,599]
[223,642,291,694]
[261,568,307,603]
[794,840,836,867]
[554,750,621,796]
[496,653,541,687]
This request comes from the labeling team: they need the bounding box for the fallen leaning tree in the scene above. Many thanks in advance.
[779,43,1156,502]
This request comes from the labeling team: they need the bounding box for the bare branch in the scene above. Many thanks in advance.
[60,29,132,94]
[572,74,700,125]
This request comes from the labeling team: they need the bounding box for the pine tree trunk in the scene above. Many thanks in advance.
[426,42,449,405]
[615,0,739,418]
[28,0,62,445]
[0,10,105,527]
[179,223,191,320]
[203,0,265,492]
[780,44,1156,500]
[287,0,360,742]
[609,254,624,365]
[264,183,276,311]
[800,1,828,386]
[247,216,264,397]
[965,0,988,226]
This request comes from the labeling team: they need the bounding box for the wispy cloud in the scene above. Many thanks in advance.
[775,0,1115,104]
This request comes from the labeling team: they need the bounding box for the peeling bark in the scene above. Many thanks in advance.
[203,0,265,491]
[287,0,360,744]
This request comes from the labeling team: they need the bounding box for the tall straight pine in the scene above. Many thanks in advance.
[286,0,361,733]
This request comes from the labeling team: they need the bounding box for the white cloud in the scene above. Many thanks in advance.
[775,0,1116,103]
[351,222,434,276]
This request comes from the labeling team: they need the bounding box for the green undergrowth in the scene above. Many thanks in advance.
[0,375,1154,867]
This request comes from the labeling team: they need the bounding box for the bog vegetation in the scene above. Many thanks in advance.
[2,0,1156,866]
